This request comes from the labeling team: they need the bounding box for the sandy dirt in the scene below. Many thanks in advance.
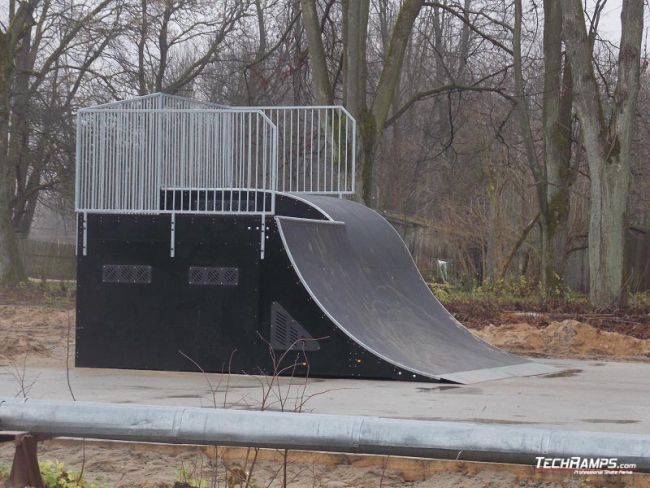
[2,304,650,487]
[474,319,650,361]
[1,440,644,488]
[1,305,649,369]
[0,305,71,368]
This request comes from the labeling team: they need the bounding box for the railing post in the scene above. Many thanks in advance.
[156,101,163,212]
[7,434,44,488]
[170,213,176,258]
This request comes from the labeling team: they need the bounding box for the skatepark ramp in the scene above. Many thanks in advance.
[75,94,552,383]
[75,191,554,384]
[274,195,554,384]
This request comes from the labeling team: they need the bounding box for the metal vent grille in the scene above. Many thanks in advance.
[270,302,319,351]
[188,266,239,286]
[102,264,152,284]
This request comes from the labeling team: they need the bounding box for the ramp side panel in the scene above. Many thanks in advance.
[277,196,553,383]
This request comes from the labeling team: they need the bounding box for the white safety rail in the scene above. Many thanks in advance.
[3,398,650,469]
[86,92,228,110]
[252,106,356,195]
[75,94,357,219]
[76,106,277,216]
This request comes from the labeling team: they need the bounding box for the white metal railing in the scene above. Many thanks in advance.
[244,106,356,194]
[86,92,229,110]
[75,94,356,218]
[76,107,277,215]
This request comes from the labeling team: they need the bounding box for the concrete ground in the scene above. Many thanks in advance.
[1,358,648,435]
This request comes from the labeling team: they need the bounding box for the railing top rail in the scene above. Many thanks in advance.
[86,92,228,110]
[78,108,269,114]
[234,105,349,110]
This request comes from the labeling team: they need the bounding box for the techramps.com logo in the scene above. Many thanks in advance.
[535,457,638,475]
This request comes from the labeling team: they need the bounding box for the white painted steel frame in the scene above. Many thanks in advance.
[235,106,356,195]
[76,108,278,217]
[2,398,650,470]
[75,94,356,220]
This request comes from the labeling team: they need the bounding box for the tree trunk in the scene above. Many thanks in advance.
[342,0,372,203]
[299,0,333,104]
[540,0,574,295]
[0,16,28,283]
[137,0,148,95]
[300,0,422,207]
[13,176,40,239]
[587,154,630,305]
[0,177,25,283]
[561,0,643,306]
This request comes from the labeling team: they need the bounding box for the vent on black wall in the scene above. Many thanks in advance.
[102,264,152,284]
[270,302,320,351]
[188,266,239,286]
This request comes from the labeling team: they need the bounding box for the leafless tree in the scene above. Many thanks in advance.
[0,0,122,282]
[562,0,644,306]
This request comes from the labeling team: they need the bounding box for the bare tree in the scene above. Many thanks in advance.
[512,0,576,295]
[0,0,121,283]
[0,1,35,282]
[562,0,644,306]
[117,0,250,96]
[301,0,424,205]
[539,0,574,294]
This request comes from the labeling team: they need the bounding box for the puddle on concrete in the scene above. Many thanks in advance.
[416,417,540,425]
[591,362,607,367]
[416,386,460,392]
[582,418,640,424]
[465,418,540,425]
[416,386,480,394]
[220,383,267,390]
[542,368,583,378]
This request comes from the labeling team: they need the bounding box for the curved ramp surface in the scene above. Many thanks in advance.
[277,195,554,384]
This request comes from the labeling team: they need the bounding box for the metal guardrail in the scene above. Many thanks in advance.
[1,398,649,470]
[75,94,356,218]
[250,106,356,195]
[85,92,229,110]
[76,108,277,216]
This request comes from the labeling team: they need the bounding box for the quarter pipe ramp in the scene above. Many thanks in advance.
[276,195,554,384]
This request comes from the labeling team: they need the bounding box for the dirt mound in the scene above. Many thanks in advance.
[0,305,71,366]
[1,303,649,369]
[475,319,650,360]
[443,296,650,339]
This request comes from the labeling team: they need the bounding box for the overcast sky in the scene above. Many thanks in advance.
[595,0,624,39]
[593,0,650,49]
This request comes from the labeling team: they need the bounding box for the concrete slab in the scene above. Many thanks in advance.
[0,358,648,434]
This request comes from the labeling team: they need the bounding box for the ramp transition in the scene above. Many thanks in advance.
[277,195,554,384]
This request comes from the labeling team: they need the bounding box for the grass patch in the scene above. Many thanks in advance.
[0,279,75,307]
[0,460,108,488]
[430,281,650,335]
